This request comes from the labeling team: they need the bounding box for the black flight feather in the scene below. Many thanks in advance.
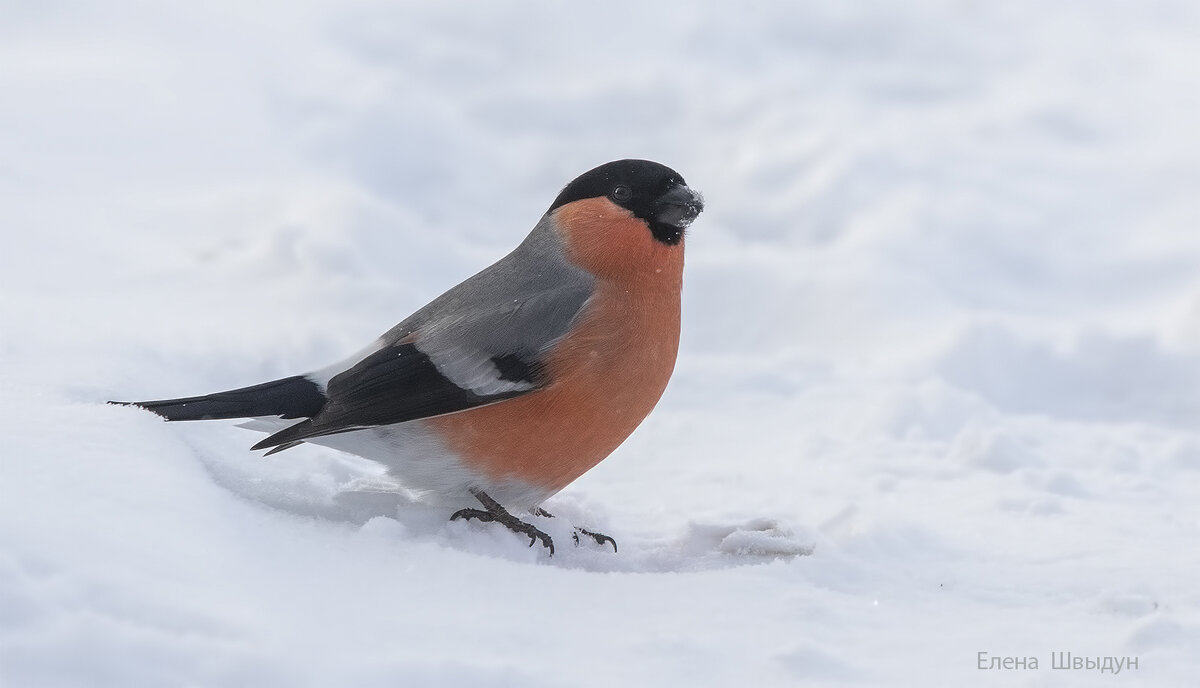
[109,375,326,421]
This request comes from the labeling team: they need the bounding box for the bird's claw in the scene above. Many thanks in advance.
[572,528,618,553]
[522,526,555,555]
[535,507,617,553]
[505,518,554,554]
[452,493,555,555]
[450,507,494,523]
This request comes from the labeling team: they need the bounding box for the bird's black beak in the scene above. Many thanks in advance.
[653,184,705,230]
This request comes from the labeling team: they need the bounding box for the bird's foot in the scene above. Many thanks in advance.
[572,527,618,553]
[534,507,618,552]
[454,491,555,555]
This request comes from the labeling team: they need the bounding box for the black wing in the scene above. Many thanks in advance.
[249,343,542,451]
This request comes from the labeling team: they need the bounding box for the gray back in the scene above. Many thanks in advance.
[380,215,595,394]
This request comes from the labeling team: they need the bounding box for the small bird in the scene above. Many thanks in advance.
[113,159,703,555]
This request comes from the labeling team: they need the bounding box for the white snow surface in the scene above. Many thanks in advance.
[3,2,1200,686]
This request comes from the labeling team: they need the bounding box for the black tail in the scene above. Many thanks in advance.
[110,375,327,421]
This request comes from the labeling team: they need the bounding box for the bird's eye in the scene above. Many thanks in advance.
[612,185,633,202]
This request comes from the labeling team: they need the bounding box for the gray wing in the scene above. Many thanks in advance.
[252,217,594,451]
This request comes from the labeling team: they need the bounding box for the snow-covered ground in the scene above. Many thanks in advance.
[3,2,1200,685]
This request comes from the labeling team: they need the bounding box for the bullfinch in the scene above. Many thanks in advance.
[112,159,704,555]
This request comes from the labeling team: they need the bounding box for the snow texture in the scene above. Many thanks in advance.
[3,2,1200,686]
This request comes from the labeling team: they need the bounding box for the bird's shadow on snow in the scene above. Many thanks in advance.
[194,440,814,573]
